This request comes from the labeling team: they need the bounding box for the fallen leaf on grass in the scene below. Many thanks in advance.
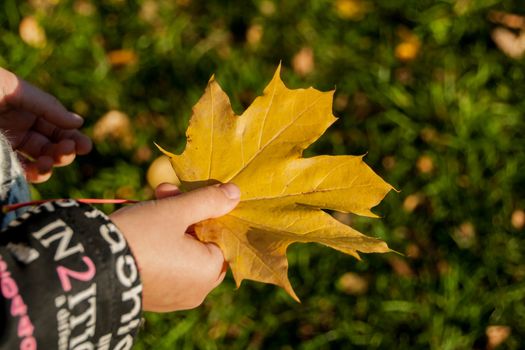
[158,65,393,300]
[19,17,47,48]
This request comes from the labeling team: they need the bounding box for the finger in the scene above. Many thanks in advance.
[181,236,226,288]
[16,129,77,167]
[155,183,182,199]
[32,117,64,141]
[213,252,228,288]
[208,243,227,288]
[32,118,92,155]
[16,130,53,160]
[214,270,227,288]
[0,109,37,147]
[4,73,84,129]
[51,139,76,167]
[23,156,53,183]
[165,183,241,227]
[73,131,92,155]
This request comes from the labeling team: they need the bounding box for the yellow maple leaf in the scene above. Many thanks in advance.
[158,65,393,301]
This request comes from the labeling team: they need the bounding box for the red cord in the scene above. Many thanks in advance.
[2,199,139,213]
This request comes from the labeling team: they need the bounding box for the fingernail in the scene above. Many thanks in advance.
[71,113,84,125]
[219,183,240,200]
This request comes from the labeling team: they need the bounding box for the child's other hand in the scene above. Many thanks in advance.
[110,183,241,312]
[0,67,92,183]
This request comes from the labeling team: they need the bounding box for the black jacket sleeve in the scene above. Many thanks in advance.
[0,200,142,350]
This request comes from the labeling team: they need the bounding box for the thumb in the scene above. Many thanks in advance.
[166,183,241,227]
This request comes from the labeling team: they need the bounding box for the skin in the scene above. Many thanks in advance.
[0,67,92,183]
[111,182,240,311]
[0,67,238,312]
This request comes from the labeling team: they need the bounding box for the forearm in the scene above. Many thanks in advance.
[0,201,142,349]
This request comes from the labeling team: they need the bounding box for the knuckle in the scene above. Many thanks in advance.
[182,282,209,309]
[200,261,221,286]
[189,294,207,309]
[202,186,225,204]
[192,254,222,291]
[48,94,62,109]
[199,186,231,214]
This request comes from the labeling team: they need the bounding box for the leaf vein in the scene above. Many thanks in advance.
[208,83,215,178]
[219,217,289,284]
[257,79,277,150]
[225,93,325,183]
[242,183,377,202]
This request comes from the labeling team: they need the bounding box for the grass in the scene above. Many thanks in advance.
[1,0,524,348]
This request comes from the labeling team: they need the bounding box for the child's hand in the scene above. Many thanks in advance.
[110,183,241,312]
[0,67,92,183]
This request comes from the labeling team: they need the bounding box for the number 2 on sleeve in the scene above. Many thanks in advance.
[56,256,96,292]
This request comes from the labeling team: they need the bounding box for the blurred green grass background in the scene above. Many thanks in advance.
[2,0,525,349]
